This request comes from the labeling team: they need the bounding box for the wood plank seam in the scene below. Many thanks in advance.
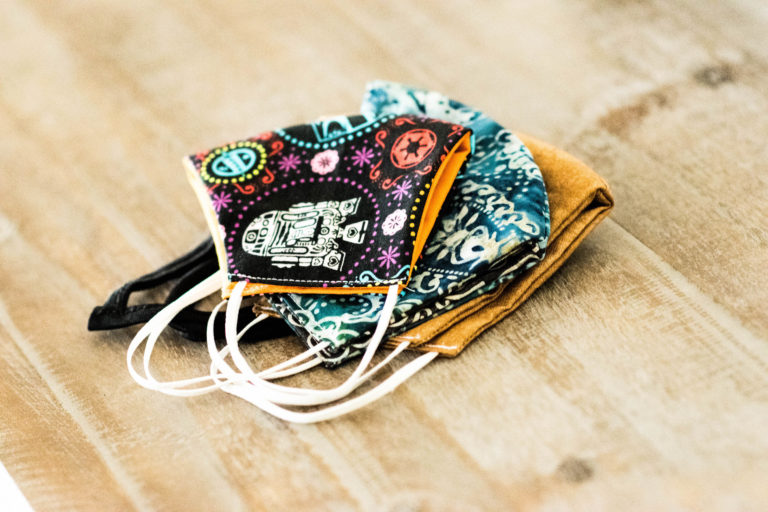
[600,219,768,363]
[0,298,150,512]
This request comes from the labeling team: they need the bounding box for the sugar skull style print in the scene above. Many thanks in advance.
[184,114,473,297]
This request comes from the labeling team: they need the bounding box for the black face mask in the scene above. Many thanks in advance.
[88,238,291,342]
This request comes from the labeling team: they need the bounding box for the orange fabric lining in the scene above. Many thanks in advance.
[408,131,472,277]
[229,282,396,296]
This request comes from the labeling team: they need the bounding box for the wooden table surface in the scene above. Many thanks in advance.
[2,1,767,510]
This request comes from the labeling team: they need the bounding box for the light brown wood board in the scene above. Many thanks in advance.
[1,1,767,510]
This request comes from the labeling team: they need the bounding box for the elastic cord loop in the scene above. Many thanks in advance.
[219,284,402,406]
[221,349,438,423]
[127,272,227,395]
[128,278,436,423]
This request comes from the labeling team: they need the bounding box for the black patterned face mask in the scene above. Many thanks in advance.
[186,114,472,297]
[123,112,473,422]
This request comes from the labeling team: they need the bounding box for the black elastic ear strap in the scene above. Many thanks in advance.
[88,238,290,342]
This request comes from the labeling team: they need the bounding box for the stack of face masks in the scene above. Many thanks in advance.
[262,81,550,367]
[89,81,613,423]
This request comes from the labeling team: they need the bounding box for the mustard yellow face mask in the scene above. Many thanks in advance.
[386,133,614,355]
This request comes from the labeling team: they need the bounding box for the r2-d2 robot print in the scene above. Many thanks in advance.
[242,197,368,271]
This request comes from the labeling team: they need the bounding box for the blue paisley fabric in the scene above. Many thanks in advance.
[269,81,550,366]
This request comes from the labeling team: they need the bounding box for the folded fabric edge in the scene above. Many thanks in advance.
[385,133,614,354]
[389,192,613,356]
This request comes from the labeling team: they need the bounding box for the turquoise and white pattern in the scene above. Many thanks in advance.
[270,81,551,366]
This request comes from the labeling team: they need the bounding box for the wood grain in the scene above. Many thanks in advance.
[1,0,766,510]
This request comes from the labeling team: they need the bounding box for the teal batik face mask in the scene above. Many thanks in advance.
[267,81,550,366]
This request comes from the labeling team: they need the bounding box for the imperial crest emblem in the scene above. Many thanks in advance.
[391,129,437,169]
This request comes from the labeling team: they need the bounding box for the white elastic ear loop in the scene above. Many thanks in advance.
[130,275,295,395]
[126,271,228,395]
[206,311,438,423]
[208,281,332,395]
[228,283,402,403]
[220,347,438,423]
[211,325,414,404]
[205,300,326,383]
[204,288,329,382]
[222,288,426,417]
[222,283,403,406]
[126,275,437,422]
